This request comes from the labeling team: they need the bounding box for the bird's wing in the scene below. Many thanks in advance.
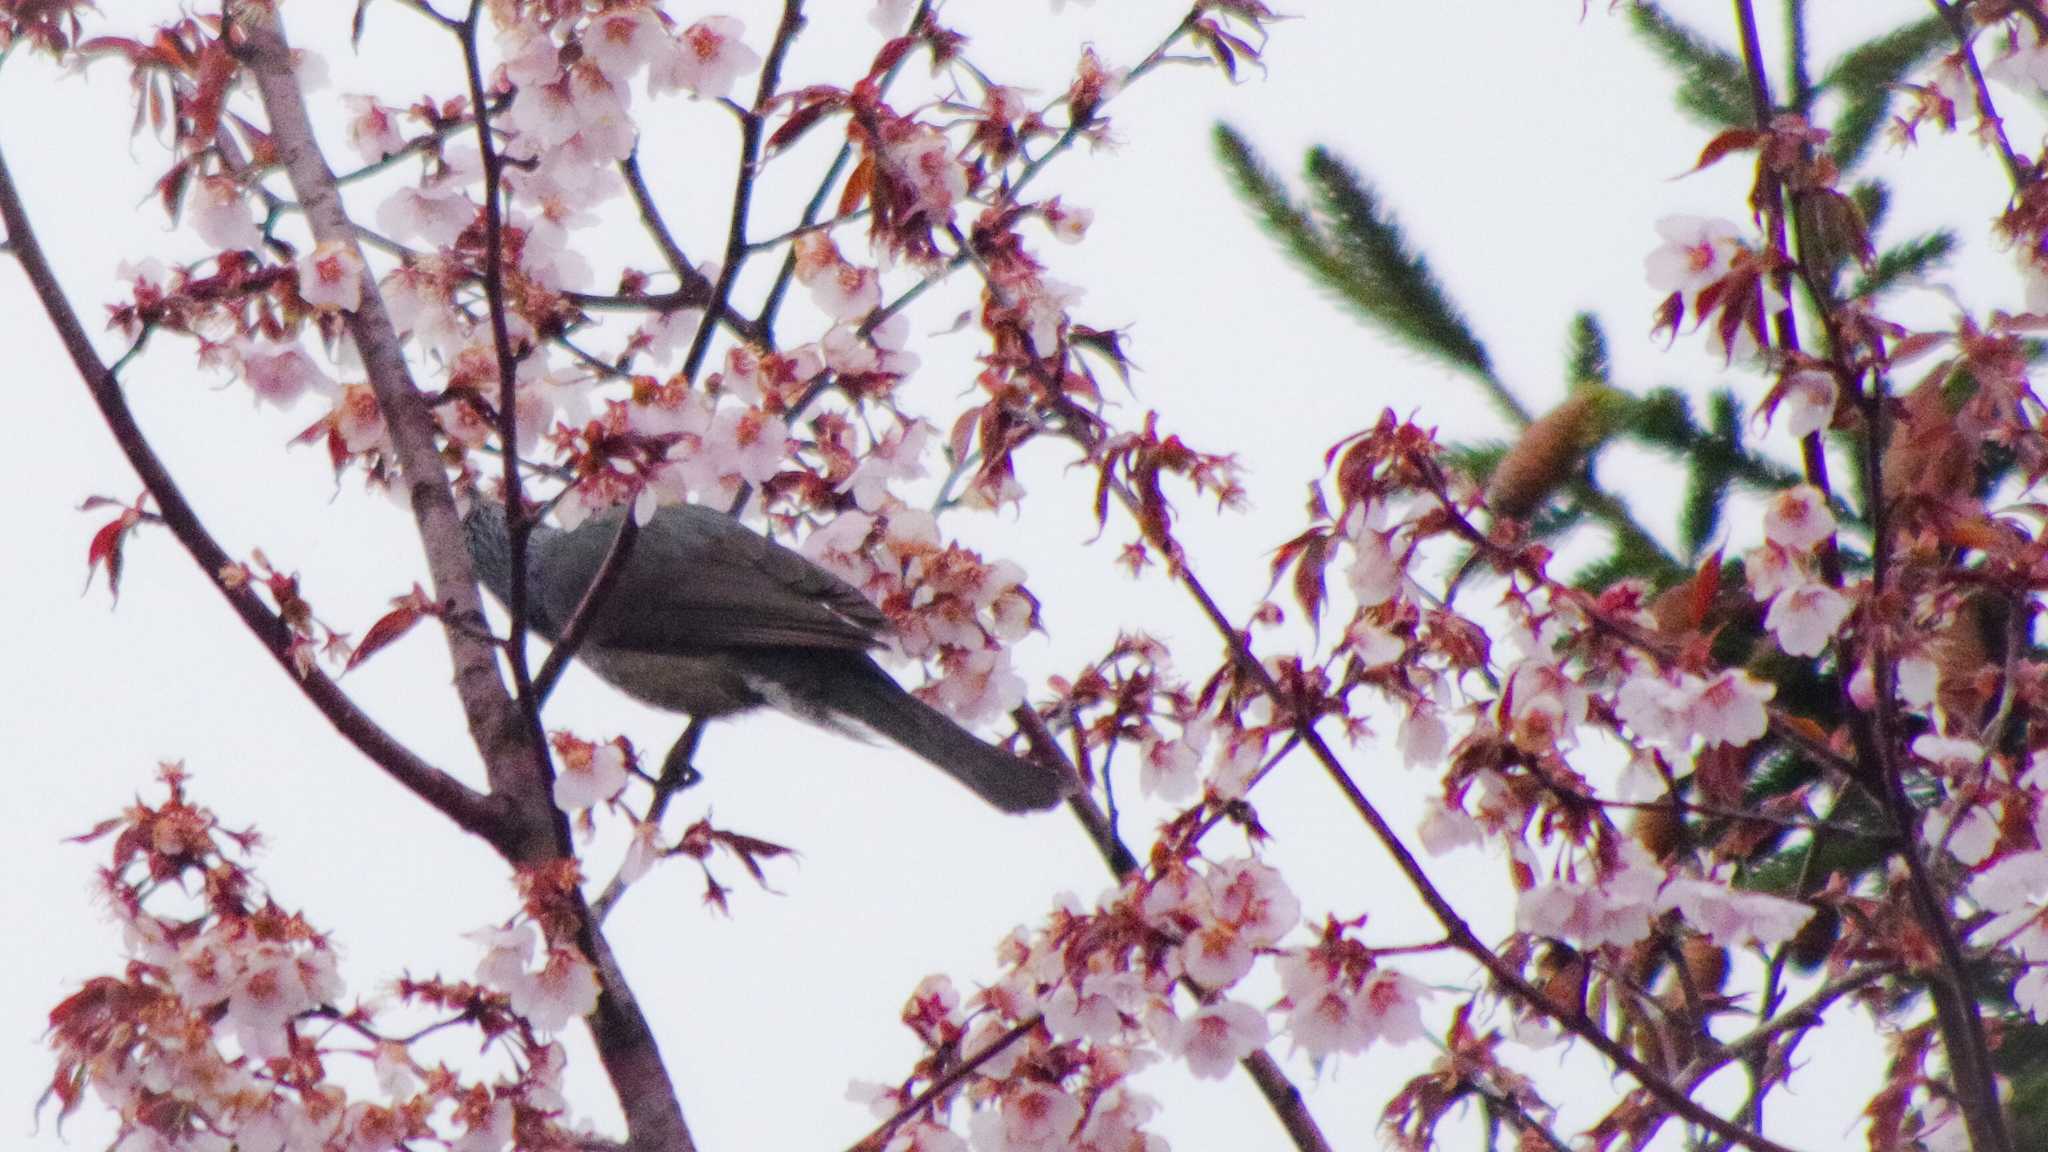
[534,505,887,654]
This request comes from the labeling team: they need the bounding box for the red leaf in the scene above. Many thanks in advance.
[84,513,137,600]
[1291,531,1330,625]
[345,587,428,672]
[837,152,875,218]
[1688,128,1766,174]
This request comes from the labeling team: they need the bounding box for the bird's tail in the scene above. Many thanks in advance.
[821,659,1070,813]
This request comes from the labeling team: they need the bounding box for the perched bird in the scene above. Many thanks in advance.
[463,501,1068,813]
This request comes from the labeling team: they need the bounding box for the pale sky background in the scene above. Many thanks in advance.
[0,2,2018,1150]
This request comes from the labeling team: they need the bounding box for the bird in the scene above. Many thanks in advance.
[461,499,1069,814]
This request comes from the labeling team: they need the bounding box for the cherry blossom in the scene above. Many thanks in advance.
[1156,998,1270,1080]
[582,8,671,84]
[1761,484,1836,551]
[187,176,262,252]
[1643,215,1745,301]
[376,183,474,247]
[1774,367,1837,439]
[884,123,972,225]
[508,945,601,1032]
[1763,579,1851,657]
[1689,669,1774,747]
[341,94,405,161]
[1043,198,1093,243]
[295,240,364,312]
[927,648,1027,726]
[1344,500,1406,608]
[869,0,918,36]
[968,1081,1083,1152]
[1657,875,1813,948]
[233,337,335,408]
[656,17,761,100]
[551,735,630,811]
[1927,799,2002,867]
[1516,843,1665,948]
[1913,733,1986,774]
[1138,727,1202,800]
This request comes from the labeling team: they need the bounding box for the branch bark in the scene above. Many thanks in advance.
[0,143,502,840]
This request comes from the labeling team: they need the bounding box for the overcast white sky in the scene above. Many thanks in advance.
[0,2,2017,1150]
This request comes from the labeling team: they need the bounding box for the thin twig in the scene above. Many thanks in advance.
[0,143,502,841]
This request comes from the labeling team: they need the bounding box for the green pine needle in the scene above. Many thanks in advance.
[1851,230,1956,299]
[1211,124,1355,307]
[1680,460,1733,557]
[1850,180,1891,236]
[1568,313,1611,387]
[1300,148,1503,394]
[1822,15,1948,169]
[1628,2,1754,127]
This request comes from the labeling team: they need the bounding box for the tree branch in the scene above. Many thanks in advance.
[238,9,555,835]
[0,141,502,841]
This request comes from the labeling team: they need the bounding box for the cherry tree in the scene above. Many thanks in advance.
[9,1,2048,1151]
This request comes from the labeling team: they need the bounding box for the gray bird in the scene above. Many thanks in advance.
[462,501,1067,813]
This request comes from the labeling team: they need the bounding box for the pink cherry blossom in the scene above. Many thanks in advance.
[1043,197,1093,243]
[296,240,364,312]
[1076,1086,1165,1152]
[1204,858,1300,946]
[223,943,344,1061]
[1690,669,1774,747]
[1417,801,1482,855]
[1928,799,2001,867]
[1615,672,1695,746]
[1039,969,1137,1042]
[1897,653,1939,709]
[869,0,918,35]
[510,945,601,1032]
[1159,999,1269,1080]
[188,176,262,252]
[376,183,474,247]
[496,19,561,89]
[1775,368,1837,439]
[1398,700,1448,767]
[332,383,387,454]
[927,648,1026,726]
[1138,729,1201,800]
[1764,580,1851,657]
[1181,921,1256,988]
[883,124,971,222]
[657,17,761,100]
[2016,968,2048,1023]
[1344,501,1405,608]
[969,1081,1083,1152]
[1762,484,1836,551]
[341,94,405,161]
[451,1099,514,1152]
[470,922,538,991]
[234,338,335,408]
[1913,733,1986,774]
[1657,876,1813,948]
[1742,540,1809,601]
[1516,844,1664,948]
[1644,215,1744,300]
[1988,27,2048,93]
[583,8,670,83]
[551,737,629,811]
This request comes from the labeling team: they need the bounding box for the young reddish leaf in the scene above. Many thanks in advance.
[837,152,875,218]
[345,585,430,672]
[1291,531,1330,625]
[1688,128,1766,175]
[84,509,142,600]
